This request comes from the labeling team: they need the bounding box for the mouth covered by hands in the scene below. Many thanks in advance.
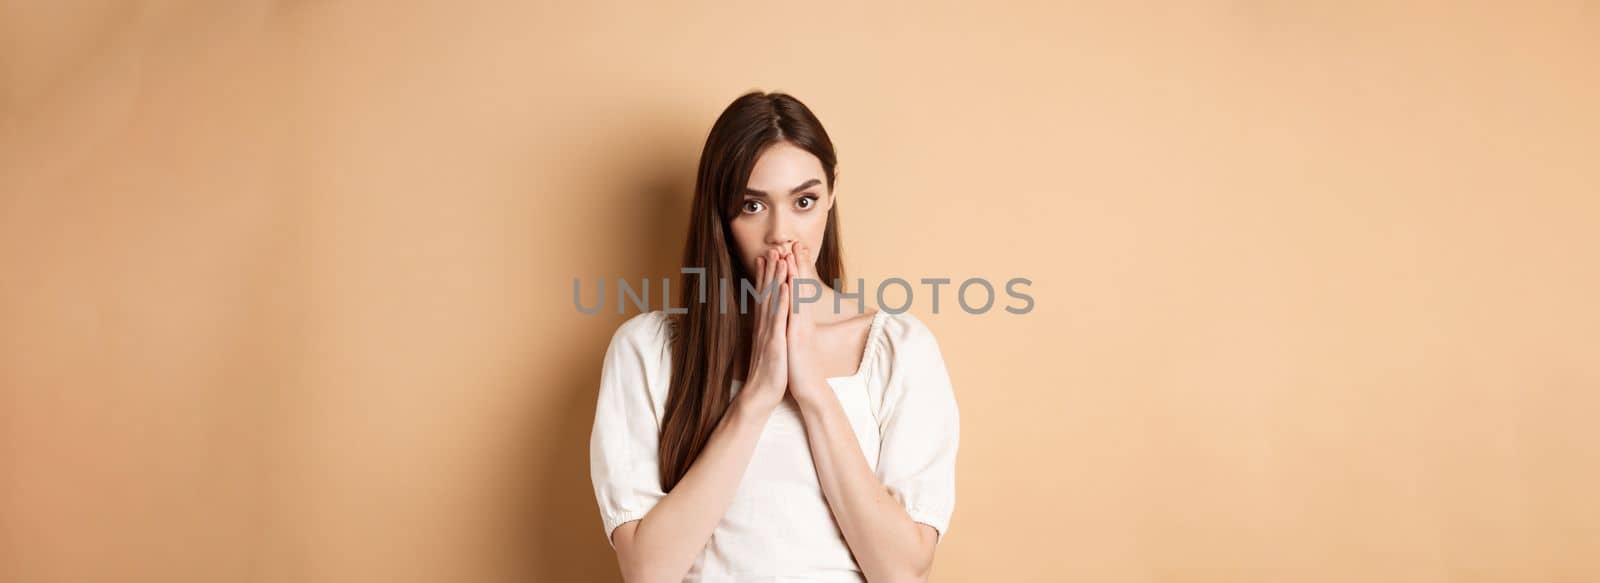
[781,243,830,405]
[738,242,832,413]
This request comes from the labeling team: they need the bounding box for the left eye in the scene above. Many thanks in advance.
[796,195,817,210]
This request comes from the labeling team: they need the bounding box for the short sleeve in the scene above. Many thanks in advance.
[875,314,961,542]
[588,312,670,548]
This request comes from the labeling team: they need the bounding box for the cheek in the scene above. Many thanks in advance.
[727,220,761,268]
[800,211,829,243]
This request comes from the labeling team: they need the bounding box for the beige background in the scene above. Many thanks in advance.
[3,2,1597,581]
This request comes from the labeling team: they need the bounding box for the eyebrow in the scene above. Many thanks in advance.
[740,178,822,197]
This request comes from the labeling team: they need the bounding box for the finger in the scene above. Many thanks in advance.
[767,252,782,320]
[755,259,772,330]
[787,252,801,301]
[754,256,765,294]
[777,280,790,327]
[789,255,804,316]
[778,259,792,316]
[763,249,777,294]
[798,245,818,313]
[793,242,805,271]
[799,243,816,279]
[794,256,812,322]
[787,249,806,313]
[761,253,780,322]
[763,258,782,318]
[768,249,782,294]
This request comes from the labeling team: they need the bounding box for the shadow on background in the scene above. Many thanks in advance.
[516,133,695,581]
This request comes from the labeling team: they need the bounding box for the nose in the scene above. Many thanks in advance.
[765,211,795,254]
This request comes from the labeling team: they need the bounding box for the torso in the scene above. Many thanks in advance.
[603,309,943,582]
[715,309,889,582]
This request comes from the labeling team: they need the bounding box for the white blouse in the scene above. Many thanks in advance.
[589,309,960,582]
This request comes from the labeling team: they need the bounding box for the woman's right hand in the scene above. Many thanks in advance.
[739,249,790,414]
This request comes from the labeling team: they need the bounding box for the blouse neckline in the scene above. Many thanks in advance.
[826,309,888,384]
[726,309,888,389]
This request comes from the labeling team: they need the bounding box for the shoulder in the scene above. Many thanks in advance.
[883,312,940,352]
[877,311,946,366]
[871,312,958,416]
[607,310,673,353]
[597,311,675,410]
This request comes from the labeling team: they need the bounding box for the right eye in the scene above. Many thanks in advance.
[740,200,766,214]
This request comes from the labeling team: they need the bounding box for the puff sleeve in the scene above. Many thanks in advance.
[874,314,961,542]
[588,312,671,548]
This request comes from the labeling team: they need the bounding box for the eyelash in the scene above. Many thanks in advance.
[741,195,819,214]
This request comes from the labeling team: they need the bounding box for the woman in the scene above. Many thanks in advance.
[589,91,960,582]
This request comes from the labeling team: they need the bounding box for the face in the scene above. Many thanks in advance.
[729,141,833,278]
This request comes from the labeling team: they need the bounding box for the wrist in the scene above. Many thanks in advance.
[719,398,762,440]
[732,386,779,418]
[790,381,834,411]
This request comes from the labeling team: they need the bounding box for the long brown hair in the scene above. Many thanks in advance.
[659,91,845,492]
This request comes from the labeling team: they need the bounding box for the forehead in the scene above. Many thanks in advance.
[746,142,825,190]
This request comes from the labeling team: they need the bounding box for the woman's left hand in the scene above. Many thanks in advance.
[784,242,830,407]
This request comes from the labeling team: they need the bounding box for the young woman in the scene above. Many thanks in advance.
[588,91,960,582]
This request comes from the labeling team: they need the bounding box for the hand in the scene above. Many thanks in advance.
[784,243,829,407]
[739,248,791,415]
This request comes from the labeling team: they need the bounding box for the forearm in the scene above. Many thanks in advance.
[620,394,770,582]
[797,387,932,582]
